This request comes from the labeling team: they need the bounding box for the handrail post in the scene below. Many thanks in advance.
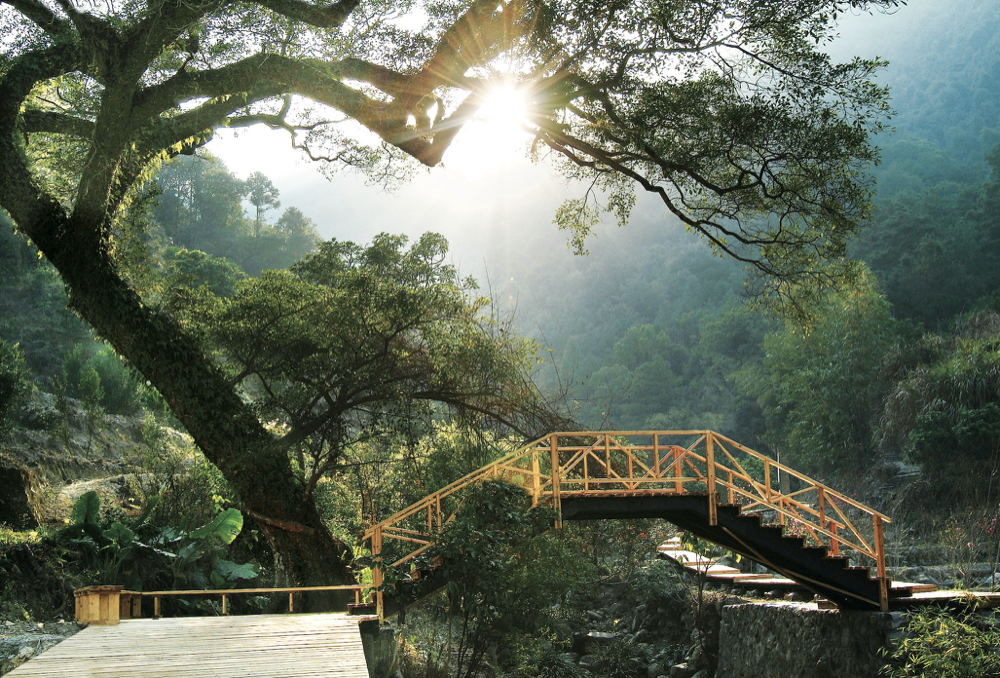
[673,446,683,493]
[604,433,611,490]
[550,434,562,529]
[706,432,717,526]
[372,524,384,620]
[817,488,827,552]
[874,515,888,611]
[653,434,661,479]
[764,460,772,505]
[531,450,541,507]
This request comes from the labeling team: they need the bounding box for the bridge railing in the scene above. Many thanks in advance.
[361,431,890,613]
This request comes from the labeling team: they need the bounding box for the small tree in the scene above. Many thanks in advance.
[415,479,587,678]
[244,172,281,237]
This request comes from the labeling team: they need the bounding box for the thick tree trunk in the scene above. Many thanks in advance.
[21,205,353,588]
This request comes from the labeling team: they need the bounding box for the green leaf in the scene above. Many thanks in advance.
[189,508,243,545]
[103,522,135,547]
[71,491,101,525]
[214,559,257,581]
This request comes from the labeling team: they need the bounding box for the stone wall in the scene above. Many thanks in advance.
[716,602,895,678]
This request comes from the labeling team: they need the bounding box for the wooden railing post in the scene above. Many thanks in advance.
[764,459,772,505]
[372,525,384,620]
[706,432,717,526]
[653,434,661,479]
[874,515,888,611]
[531,450,541,507]
[550,434,562,528]
[817,488,827,552]
[673,446,683,493]
[604,435,611,484]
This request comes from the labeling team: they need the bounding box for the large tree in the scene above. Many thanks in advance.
[0,0,899,584]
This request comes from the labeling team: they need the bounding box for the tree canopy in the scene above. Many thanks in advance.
[0,0,904,584]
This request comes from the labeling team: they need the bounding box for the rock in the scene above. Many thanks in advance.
[586,610,604,622]
[647,662,665,677]
[633,628,650,643]
[586,631,618,648]
[669,663,696,678]
[691,671,710,678]
[784,591,812,602]
[17,646,35,660]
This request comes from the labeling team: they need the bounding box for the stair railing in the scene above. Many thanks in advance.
[361,431,891,613]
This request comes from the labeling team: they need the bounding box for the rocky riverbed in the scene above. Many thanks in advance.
[0,619,81,675]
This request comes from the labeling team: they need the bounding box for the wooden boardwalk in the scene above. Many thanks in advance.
[6,613,371,678]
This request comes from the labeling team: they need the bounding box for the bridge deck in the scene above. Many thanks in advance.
[5,613,371,678]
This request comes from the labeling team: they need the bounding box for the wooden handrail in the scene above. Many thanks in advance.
[361,430,892,613]
[75,585,369,624]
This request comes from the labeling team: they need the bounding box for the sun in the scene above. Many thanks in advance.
[476,82,530,132]
[442,82,532,175]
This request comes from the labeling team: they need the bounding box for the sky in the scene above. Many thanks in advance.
[206,0,928,285]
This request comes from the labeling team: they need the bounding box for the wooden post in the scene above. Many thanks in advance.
[373,525,384,620]
[817,488,827,552]
[550,434,562,528]
[764,460,772,504]
[627,440,635,490]
[531,450,541,507]
[604,436,611,485]
[727,470,734,504]
[673,446,684,493]
[74,586,123,625]
[221,594,228,615]
[831,523,840,556]
[121,592,142,620]
[289,592,295,613]
[154,595,161,618]
[874,515,888,611]
[706,433,717,526]
[654,435,661,480]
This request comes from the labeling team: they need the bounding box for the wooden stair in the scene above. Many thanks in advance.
[558,494,919,610]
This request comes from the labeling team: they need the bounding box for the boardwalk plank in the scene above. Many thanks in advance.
[6,614,371,678]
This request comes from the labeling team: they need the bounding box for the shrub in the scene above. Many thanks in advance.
[882,606,1000,678]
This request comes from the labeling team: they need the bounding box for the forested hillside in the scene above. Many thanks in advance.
[496,0,1000,491]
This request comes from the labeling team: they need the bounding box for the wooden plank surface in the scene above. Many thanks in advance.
[6,613,370,678]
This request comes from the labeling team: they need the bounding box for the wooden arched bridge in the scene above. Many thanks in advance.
[362,430,904,614]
